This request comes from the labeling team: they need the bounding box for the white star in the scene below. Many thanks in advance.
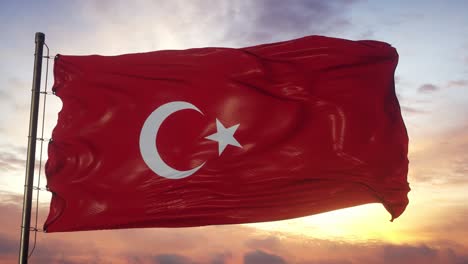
[205,119,242,156]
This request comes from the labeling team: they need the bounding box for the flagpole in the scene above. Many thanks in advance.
[19,32,45,264]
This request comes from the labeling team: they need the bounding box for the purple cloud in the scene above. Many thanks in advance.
[0,234,17,255]
[418,84,439,93]
[211,252,232,264]
[383,244,437,263]
[244,250,287,264]
[382,244,468,264]
[222,0,358,45]
[303,260,352,264]
[154,254,194,264]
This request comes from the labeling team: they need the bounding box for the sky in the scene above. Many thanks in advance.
[0,0,468,263]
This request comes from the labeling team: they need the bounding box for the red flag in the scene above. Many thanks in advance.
[44,36,409,232]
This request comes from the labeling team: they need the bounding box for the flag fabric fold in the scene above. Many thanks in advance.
[44,35,409,232]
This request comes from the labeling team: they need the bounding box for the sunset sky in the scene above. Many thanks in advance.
[1,0,468,263]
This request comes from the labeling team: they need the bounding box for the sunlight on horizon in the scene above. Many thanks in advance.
[248,199,433,245]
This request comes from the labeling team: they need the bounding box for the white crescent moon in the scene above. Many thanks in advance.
[139,101,206,179]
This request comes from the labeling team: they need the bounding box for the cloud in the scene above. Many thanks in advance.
[0,150,26,172]
[410,207,468,249]
[418,84,439,93]
[382,244,437,264]
[154,254,194,264]
[0,144,43,175]
[71,0,359,55]
[126,251,232,264]
[0,194,467,264]
[0,89,12,104]
[0,78,31,139]
[410,123,468,186]
[447,80,468,88]
[0,191,23,205]
[0,78,29,102]
[245,236,282,251]
[0,76,59,168]
[417,80,467,94]
[401,106,426,115]
[0,233,17,255]
[301,260,352,264]
[210,252,232,264]
[358,29,375,39]
[243,250,287,264]
[221,0,357,45]
[382,244,468,264]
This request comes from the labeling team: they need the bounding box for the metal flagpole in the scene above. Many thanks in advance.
[19,32,45,264]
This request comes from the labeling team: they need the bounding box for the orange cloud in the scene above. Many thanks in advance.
[0,192,467,264]
[409,123,468,186]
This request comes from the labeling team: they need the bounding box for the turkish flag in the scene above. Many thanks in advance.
[44,36,409,232]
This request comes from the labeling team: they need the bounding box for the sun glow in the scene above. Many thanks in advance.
[248,204,417,244]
